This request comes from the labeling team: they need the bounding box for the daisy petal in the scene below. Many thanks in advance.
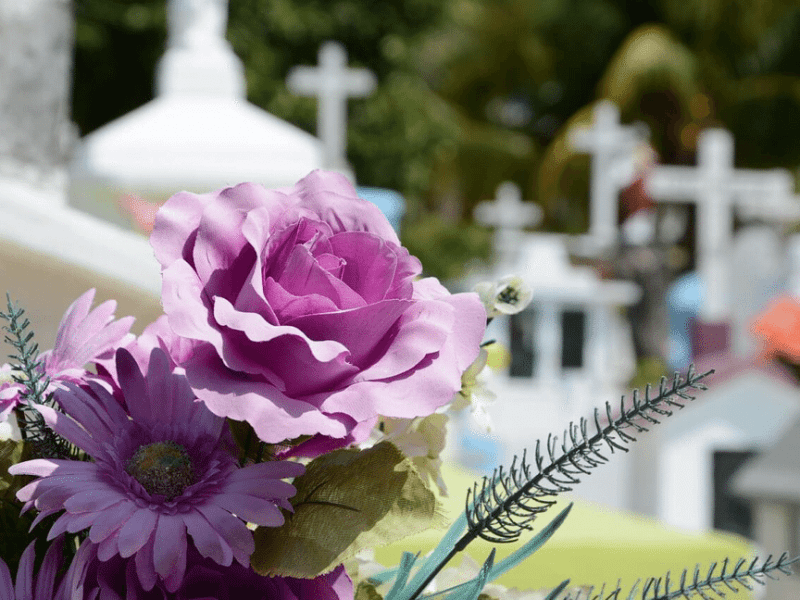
[153,515,187,584]
[117,508,158,558]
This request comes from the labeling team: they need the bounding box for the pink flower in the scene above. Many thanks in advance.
[151,170,486,445]
[0,289,133,431]
[40,288,135,385]
[0,363,25,438]
[9,348,304,593]
[64,542,352,600]
[0,538,66,600]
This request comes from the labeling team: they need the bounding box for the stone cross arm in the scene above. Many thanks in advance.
[287,65,376,96]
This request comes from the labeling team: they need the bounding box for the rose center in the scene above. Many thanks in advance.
[126,441,194,500]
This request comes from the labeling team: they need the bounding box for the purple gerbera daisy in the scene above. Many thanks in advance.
[0,538,66,600]
[9,347,304,593]
[63,541,352,600]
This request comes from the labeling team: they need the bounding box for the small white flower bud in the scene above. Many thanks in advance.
[475,275,533,318]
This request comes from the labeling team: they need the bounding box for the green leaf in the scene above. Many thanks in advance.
[486,503,573,582]
[356,581,385,600]
[385,552,420,600]
[443,549,495,600]
[0,438,25,496]
[397,512,468,600]
[251,441,444,578]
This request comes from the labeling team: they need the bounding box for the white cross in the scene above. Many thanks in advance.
[474,182,542,270]
[646,128,799,321]
[287,41,377,171]
[570,100,646,250]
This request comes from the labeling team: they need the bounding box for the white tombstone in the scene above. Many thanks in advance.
[646,129,800,322]
[473,182,543,271]
[69,0,324,229]
[287,41,377,174]
[647,369,800,532]
[477,234,640,509]
[570,100,647,252]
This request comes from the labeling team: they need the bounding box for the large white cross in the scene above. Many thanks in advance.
[646,128,800,321]
[570,100,646,251]
[287,41,376,171]
[474,181,543,271]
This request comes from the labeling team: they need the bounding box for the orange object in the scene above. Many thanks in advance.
[751,295,800,362]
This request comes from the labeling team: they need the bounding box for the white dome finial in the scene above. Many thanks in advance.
[167,0,228,50]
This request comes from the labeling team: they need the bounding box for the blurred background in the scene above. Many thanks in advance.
[68,0,800,279]
[3,0,800,597]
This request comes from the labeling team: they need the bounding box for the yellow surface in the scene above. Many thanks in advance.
[374,463,756,597]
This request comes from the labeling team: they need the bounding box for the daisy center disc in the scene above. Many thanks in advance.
[126,440,194,500]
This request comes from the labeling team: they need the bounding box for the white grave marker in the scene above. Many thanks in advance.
[570,100,645,250]
[287,41,377,171]
[473,181,542,271]
[647,128,799,322]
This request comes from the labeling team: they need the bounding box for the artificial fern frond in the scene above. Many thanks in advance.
[561,553,798,600]
[464,366,711,545]
[405,368,712,600]
[0,294,80,460]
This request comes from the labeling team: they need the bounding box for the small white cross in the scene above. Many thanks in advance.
[647,128,800,321]
[287,41,377,171]
[570,100,646,250]
[474,182,542,270]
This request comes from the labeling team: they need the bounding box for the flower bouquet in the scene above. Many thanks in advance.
[0,170,796,599]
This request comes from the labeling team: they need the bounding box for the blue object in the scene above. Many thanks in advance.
[356,186,406,234]
[666,271,702,370]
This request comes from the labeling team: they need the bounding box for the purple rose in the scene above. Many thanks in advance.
[151,171,485,445]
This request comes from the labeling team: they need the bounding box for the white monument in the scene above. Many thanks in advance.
[287,41,377,175]
[477,234,640,508]
[570,100,648,253]
[69,0,325,229]
[473,182,543,272]
[646,129,800,322]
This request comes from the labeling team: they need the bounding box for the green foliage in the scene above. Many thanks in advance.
[401,214,491,281]
[251,441,443,578]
